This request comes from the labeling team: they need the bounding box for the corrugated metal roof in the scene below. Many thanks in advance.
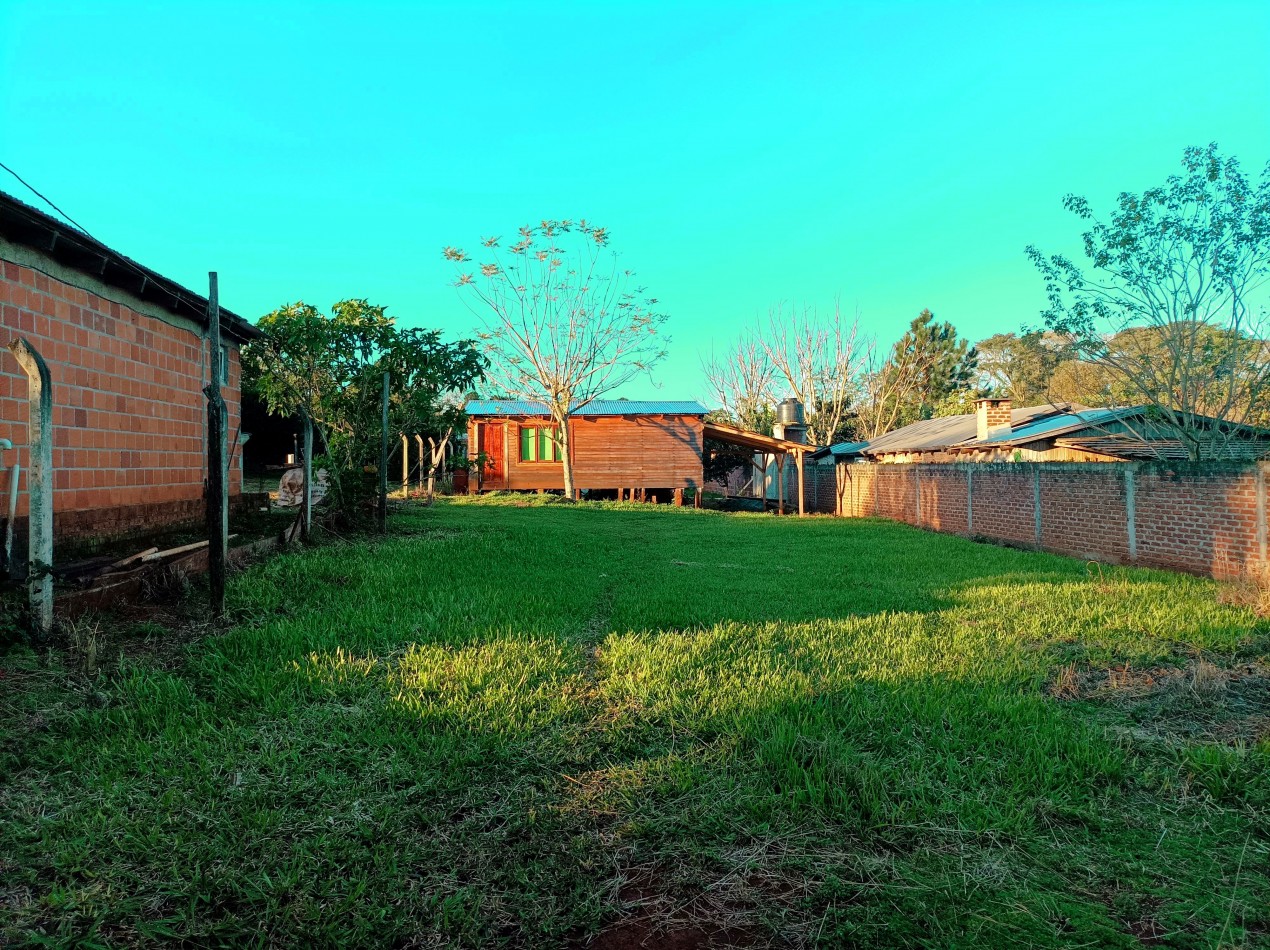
[811,402,1270,461]
[466,399,708,417]
[1057,436,1270,461]
[970,407,1131,445]
[809,441,870,460]
[861,404,1078,454]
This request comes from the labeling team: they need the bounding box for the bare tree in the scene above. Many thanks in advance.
[1028,144,1270,460]
[759,301,868,447]
[700,331,777,433]
[445,221,668,496]
[702,302,868,447]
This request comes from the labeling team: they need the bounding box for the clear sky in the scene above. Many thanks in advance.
[2,1,1268,403]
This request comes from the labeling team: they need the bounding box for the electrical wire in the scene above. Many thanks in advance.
[0,158,236,329]
[0,159,92,235]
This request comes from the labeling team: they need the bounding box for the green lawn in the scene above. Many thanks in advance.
[3,498,1268,948]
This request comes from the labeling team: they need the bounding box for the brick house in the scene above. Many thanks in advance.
[0,190,260,543]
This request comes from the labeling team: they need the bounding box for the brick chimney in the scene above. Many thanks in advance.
[976,397,1012,440]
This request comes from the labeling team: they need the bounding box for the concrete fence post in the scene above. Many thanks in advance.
[1033,465,1042,549]
[8,338,53,637]
[1125,463,1139,563]
[966,466,974,534]
[914,466,922,525]
[1255,462,1267,570]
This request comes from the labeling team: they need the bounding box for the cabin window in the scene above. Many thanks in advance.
[520,425,563,462]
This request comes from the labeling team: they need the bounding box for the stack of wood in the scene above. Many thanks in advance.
[56,537,239,593]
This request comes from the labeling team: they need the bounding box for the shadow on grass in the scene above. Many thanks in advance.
[3,501,1267,948]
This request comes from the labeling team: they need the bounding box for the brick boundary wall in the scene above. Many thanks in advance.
[2,243,244,544]
[775,458,838,514]
[835,461,1268,579]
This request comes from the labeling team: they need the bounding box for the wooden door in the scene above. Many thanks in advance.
[481,423,504,485]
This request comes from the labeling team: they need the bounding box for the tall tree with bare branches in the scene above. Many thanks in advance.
[759,301,868,447]
[1028,144,1270,459]
[444,221,668,496]
[702,302,868,447]
[700,332,777,433]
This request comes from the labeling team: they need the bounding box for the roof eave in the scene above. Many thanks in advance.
[1,190,260,343]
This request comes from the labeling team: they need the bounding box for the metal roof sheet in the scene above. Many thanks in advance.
[809,441,870,460]
[1056,436,1270,461]
[969,407,1131,445]
[861,404,1077,454]
[466,399,708,417]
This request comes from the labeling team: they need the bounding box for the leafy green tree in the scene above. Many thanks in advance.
[975,331,1070,404]
[1047,358,1122,407]
[858,310,977,437]
[243,299,484,511]
[1028,144,1270,458]
[445,221,668,497]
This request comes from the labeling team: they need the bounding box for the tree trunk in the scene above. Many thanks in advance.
[556,412,576,499]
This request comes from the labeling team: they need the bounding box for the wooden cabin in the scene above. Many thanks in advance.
[465,400,707,497]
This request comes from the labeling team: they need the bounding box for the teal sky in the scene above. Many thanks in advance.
[2,1,1268,403]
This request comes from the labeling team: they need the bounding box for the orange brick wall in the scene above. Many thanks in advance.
[835,461,1267,580]
[0,255,243,541]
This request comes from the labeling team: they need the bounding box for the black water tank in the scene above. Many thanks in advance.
[776,398,805,426]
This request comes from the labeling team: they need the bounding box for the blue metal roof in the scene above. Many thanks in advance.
[809,441,871,460]
[466,399,708,417]
[973,407,1131,444]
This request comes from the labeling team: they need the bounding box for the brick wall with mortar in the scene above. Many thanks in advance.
[1,250,243,542]
[916,466,969,533]
[834,461,1268,579]
[775,458,838,514]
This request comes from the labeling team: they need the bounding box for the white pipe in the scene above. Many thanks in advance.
[4,462,18,576]
[0,439,11,576]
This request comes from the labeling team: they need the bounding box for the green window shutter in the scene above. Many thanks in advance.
[538,428,551,462]
[520,426,535,461]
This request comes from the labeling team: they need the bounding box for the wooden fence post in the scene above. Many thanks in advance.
[401,434,410,496]
[204,273,228,619]
[416,435,426,492]
[8,338,53,636]
[796,451,805,516]
[300,408,313,543]
[378,371,389,533]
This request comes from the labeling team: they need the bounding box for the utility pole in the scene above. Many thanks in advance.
[378,371,389,533]
[204,272,228,618]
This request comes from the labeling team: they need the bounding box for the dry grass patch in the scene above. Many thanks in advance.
[1049,657,1270,744]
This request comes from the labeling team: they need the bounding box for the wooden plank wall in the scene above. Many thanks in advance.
[468,414,704,491]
